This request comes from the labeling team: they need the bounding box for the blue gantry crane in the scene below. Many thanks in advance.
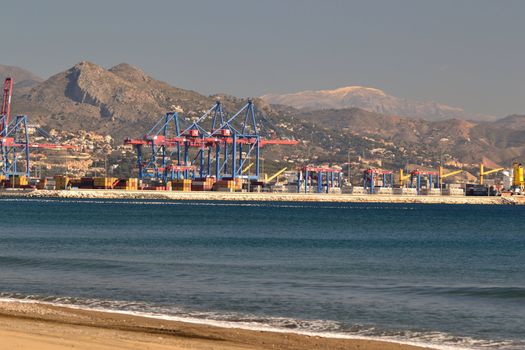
[125,100,298,183]
[1,78,30,177]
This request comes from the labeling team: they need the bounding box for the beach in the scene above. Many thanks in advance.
[1,188,523,205]
[0,301,433,350]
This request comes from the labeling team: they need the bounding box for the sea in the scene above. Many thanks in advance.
[0,198,523,349]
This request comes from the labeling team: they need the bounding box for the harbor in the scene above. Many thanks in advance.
[2,78,525,201]
[2,106,524,204]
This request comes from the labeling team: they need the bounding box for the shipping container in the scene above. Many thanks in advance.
[115,178,139,190]
[54,175,70,190]
[93,177,119,189]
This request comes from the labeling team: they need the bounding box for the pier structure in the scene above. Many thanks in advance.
[297,166,342,193]
[125,100,298,183]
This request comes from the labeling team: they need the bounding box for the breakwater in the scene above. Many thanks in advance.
[0,188,522,205]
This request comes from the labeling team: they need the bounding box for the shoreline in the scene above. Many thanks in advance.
[0,300,439,350]
[0,188,523,205]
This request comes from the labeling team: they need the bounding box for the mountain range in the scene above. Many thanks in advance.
[1,62,524,170]
[262,86,495,122]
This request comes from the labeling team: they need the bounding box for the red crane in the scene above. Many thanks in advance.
[1,77,77,178]
[0,77,75,149]
[1,77,13,127]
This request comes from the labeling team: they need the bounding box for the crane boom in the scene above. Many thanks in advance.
[1,78,13,123]
[482,168,504,175]
[438,166,463,179]
[441,169,463,178]
[242,163,254,173]
[265,167,287,182]
[479,163,505,185]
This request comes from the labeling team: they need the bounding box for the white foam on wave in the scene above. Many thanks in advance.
[0,296,511,350]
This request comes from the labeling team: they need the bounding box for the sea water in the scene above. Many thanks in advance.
[0,198,523,349]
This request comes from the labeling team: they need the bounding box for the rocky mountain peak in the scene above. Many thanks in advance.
[73,60,99,69]
[109,63,149,84]
[63,61,140,112]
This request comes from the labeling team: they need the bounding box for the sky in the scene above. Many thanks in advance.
[2,0,524,116]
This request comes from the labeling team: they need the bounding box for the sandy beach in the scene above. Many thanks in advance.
[0,301,436,350]
[1,188,523,205]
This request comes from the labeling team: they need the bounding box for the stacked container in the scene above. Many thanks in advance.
[7,175,29,187]
[36,177,47,190]
[172,179,192,191]
[54,175,70,190]
[93,177,119,189]
[235,178,243,190]
[79,177,94,189]
[70,178,82,188]
[213,179,242,192]
[144,185,168,190]
[144,180,168,190]
[191,177,215,191]
[115,178,139,190]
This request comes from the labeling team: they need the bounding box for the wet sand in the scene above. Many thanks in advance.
[0,301,435,350]
[1,188,522,205]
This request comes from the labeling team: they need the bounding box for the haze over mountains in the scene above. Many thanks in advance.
[0,64,43,89]
[1,61,524,168]
[262,86,495,122]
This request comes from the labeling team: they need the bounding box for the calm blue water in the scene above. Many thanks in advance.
[0,198,524,349]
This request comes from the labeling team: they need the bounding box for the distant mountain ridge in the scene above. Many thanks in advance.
[282,106,525,165]
[0,64,43,88]
[262,86,495,122]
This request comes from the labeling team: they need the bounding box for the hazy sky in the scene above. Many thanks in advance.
[2,0,524,116]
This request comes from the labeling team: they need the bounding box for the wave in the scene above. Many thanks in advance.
[391,285,525,300]
[0,292,521,350]
[435,286,525,299]
[0,255,133,271]
[0,197,416,210]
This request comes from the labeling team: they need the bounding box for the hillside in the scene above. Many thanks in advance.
[0,64,43,88]
[469,115,525,162]
[275,106,524,166]
[262,86,495,122]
